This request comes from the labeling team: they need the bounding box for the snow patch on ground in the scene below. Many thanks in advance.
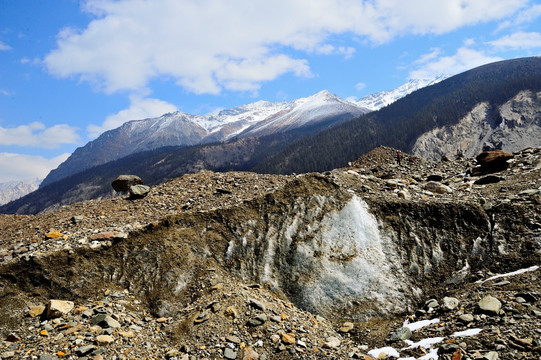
[476,265,539,283]
[404,318,440,331]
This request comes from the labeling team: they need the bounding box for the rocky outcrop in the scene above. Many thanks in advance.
[413,90,541,161]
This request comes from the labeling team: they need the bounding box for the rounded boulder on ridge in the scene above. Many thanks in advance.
[112,175,144,192]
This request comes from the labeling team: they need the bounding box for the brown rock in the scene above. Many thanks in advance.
[45,229,63,239]
[476,150,513,173]
[112,175,144,192]
[28,305,46,318]
[241,346,259,360]
[279,331,295,344]
[339,321,354,333]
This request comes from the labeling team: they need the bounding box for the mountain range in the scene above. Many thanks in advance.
[40,90,369,187]
[0,179,41,206]
[3,56,541,214]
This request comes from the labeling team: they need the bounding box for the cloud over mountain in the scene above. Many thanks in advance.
[43,0,529,95]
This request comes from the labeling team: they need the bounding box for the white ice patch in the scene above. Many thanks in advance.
[225,240,235,259]
[294,196,410,315]
[368,346,400,358]
[417,348,439,359]
[403,337,445,349]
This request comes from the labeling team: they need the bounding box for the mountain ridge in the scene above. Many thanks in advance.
[40,91,369,188]
[356,75,450,111]
[256,56,541,174]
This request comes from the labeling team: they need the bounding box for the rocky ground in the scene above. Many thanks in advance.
[1,146,540,359]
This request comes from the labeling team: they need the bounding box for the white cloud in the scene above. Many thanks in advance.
[0,41,11,51]
[0,152,70,183]
[414,48,443,65]
[489,31,541,50]
[355,82,367,91]
[409,47,503,79]
[43,0,528,95]
[87,95,178,138]
[20,57,41,65]
[0,122,80,148]
[0,89,11,96]
[497,3,541,30]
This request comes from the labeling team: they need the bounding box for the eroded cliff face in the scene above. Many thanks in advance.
[412,90,541,161]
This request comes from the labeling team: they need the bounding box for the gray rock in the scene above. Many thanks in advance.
[482,351,499,360]
[112,175,144,192]
[226,335,241,344]
[323,336,341,349]
[425,298,439,310]
[424,181,452,194]
[247,314,267,326]
[338,321,354,333]
[39,355,59,360]
[247,298,266,311]
[442,296,460,311]
[129,184,150,198]
[165,349,180,358]
[224,348,237,359]
[519,189,540,196]
[459,314,474,323]
[75,345,97,356]
[91,314,121,328]
[388,326,412,342]
[478,295,502,315]
[1,351,16,359]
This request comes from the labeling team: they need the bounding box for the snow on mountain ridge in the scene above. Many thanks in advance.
[357,75,450,111]
[238,90,369,137]
[0,178,41,205]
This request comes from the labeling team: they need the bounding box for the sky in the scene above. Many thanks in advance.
[1,0,541,183]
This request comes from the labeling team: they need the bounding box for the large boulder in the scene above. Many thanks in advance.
[112,175,144,192]
[475,150,513,173]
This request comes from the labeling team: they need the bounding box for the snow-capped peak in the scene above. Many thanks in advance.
[356,75,450,111]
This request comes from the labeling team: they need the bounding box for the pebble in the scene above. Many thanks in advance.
[442,296,459,311]
[338,321,354,333]
[323,336,341,349]
[95,334,114,345]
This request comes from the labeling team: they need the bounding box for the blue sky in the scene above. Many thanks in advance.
[1,0,541,182]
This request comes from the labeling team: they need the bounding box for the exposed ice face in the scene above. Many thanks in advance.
[291,196,412,317]
[225,193,417,319]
